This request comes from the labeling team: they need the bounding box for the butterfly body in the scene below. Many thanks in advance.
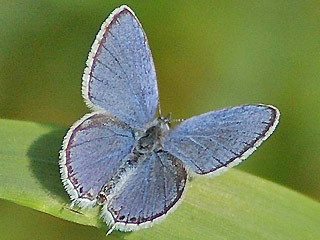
[134,117,170,154]
[59,5,280,234]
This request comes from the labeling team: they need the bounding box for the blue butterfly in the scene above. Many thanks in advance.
[59,5,280,234]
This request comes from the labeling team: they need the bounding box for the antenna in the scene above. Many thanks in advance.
[158,101,162,116]
[171,118,185,123]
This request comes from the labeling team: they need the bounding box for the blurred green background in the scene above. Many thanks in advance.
[1,0,320,239]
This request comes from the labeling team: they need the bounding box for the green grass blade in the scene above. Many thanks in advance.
[0,118,319,239]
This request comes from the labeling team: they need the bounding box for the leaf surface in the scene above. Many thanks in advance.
[0,119,319,239]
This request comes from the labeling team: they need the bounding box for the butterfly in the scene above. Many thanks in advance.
[59,5,280,234]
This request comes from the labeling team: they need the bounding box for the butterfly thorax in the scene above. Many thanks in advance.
[134,117,170,154]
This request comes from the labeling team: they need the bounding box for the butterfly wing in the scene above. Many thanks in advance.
[82,5,158,129]
[164,105,280,175]
[101,151,187,231]
[59,112,135,207]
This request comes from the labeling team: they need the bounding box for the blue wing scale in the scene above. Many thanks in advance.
[82,6,158,129]
[164,105,280,175]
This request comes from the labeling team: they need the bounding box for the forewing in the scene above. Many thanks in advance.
[59,112,135,207]
[82,5,158,129]
[101,151,187,231]
[164,105,280,175]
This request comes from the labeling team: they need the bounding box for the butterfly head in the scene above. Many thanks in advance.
[159,112,172,123]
